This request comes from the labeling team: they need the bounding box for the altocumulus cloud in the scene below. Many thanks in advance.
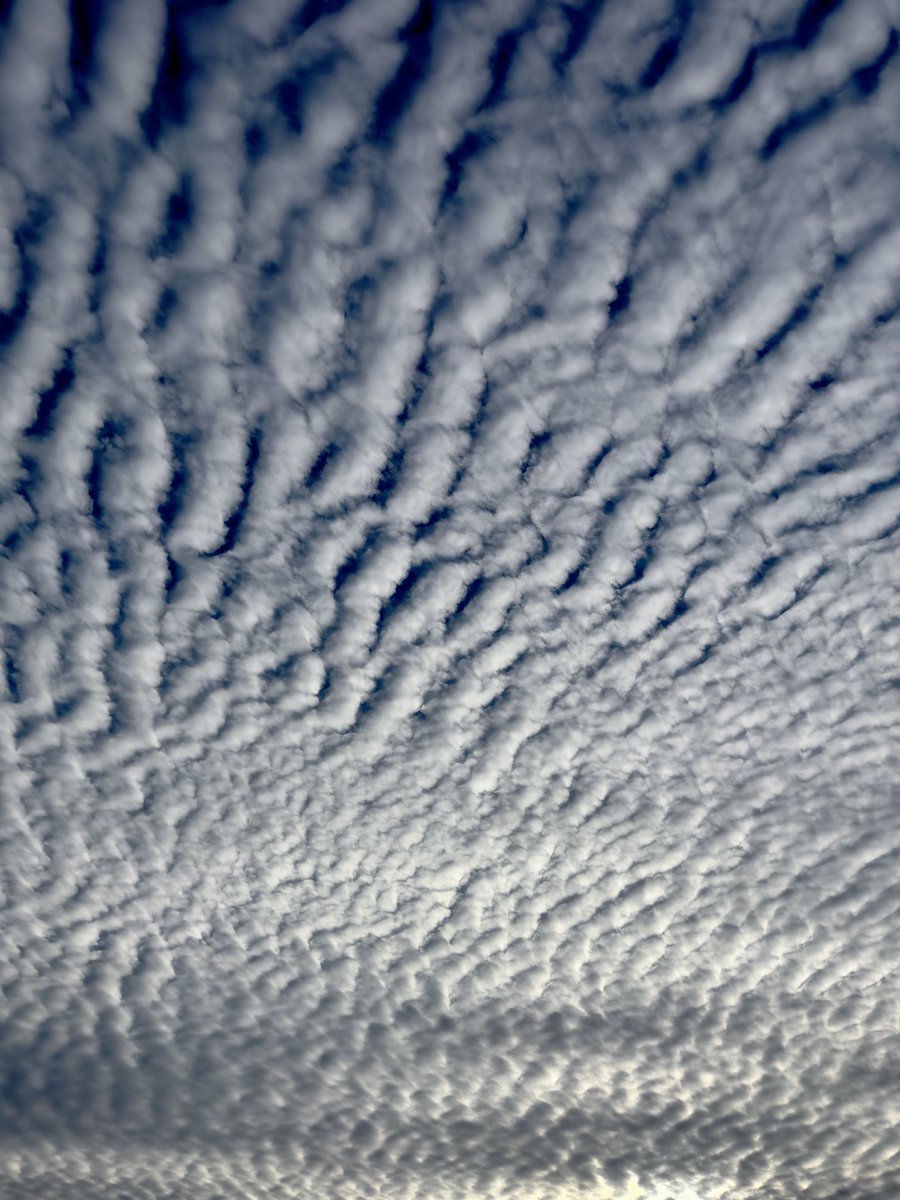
[1,0,900,1196]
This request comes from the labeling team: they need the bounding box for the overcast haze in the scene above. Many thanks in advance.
[2,0,900,1197]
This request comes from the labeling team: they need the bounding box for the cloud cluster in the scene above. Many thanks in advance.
[2,0,900,1196]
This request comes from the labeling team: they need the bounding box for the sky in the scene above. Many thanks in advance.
[1,0,899,1197]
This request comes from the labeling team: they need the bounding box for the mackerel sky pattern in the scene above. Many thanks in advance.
[1,0,900,1197]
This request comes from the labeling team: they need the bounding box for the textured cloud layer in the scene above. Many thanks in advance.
[2,0,900,1197]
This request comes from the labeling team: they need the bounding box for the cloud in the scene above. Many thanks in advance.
[1,0,900,1197]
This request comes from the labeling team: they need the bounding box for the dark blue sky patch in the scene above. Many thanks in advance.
[809,373,835,391]
[326,146,358,194]
[2,527,26,557]
[478,27,521,111]
[674,641,715,676]
[334,528,380,594]
[446,574,484,627]
[554,530,602,595]
[369,0,437,143]
[618,516,662,591]
[164,554,181,601]
[853,28,898,97]
[204,429,262,558]
[646,443,671,480]
[275,74,305,135]
[520,429,553,480]
[767,562,828,620]
[0,231,37,350]
[560,188,587,230]
[376,562,431,637]
[85,418,124,529]
[271,59,343,138]
[108,587,130,651]
[712,48,758,109]
[25,348,76,439]
[263,653,300,683]
[756,397,808,460]
[845,468,900,507]
[676,264,750,354]
[655,594,689,631]
[671,145,710,192]
[4,646,20,703]
[621,546,654,593]
[18,189,53,250]
[140,10,193,147]
[2,195,53,342]
[87,228,108,312]
[697,464,717,492]
[418,310,438,358]
[316,666,332,703]
[874,296,900,326]
[576,444,613,493]
[413,506,451,541]
[397,360,429,426]
[58,548,74,597]
[467,383,491,439]
[481,684,513,716]
[168,0,232,14]
[244,121,267,162]
[14,454,41,516]
[607,274,632,321]
[875,513,900,542]
[215,574,237,612]
[88,232,106,279]
[639,35,680,90]
[372,445,405,507]
[449,381,492,492]
[554,0,605,74]
[355,673,388,721]
[152,286,179,333]
[305,442,340,490]
[68,0,107,110]
[793,0,845,51]
[556,564,583,593]
[153,176,194,259]
[747,554,780,590]
[760,95,835,160]
[685,558,715,590]
[158,433,193,535]
[754,283,822,360]
[522,527,551,570]
[441,129,495,210]
[289,0,353,37]
[53,695,80,723]
[345,273,377,324]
